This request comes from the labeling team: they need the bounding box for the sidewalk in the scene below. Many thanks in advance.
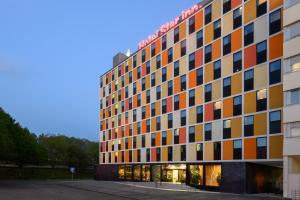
[115,181,217,193]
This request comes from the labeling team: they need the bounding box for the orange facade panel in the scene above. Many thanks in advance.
[244,138,256,160]
[223,140,233,160]
[244,45,256,69]
[269,33,283,60]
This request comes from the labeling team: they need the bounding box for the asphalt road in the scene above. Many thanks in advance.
[0,180,285,200]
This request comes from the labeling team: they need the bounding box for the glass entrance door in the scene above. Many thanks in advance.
[172,170,179,183]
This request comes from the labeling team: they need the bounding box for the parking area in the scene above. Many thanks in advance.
[0,180,284,200]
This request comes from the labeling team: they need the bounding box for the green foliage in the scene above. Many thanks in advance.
[0,107,98,171]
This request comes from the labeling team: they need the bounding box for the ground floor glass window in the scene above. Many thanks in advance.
[142,165,151,181]
[189,165,203,186]
[125,165,132,180]
[205,165,221,187]
[133,165,141,181]
[118,165,125,179]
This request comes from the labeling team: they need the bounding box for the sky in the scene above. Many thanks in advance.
[0,0,198,141]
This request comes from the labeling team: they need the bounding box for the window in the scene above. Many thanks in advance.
[146,148,150,162]
[233,95,242,116]
[162,67,167,82]
[125,138,129,149]
[146,61,150,74]
[290,122,300,137]
[205,5,212,25]
[196,68,203,85]
[181,75,186,91]
[214,142,221,160]
[168,80,173,96]
[174,95,180,110]
[168,48,173,63]
[181,110,186,126]
[142,78,146,90]
[284,21,300,41]
[213,60,221,79]
[118,65,121,77]
[168,113,173,129]
[205,44,212,63]
[129,71,133,83]
[151,103,156,117]
[288,156,300,174]
[133,55,137,68]
[233,140,242,160]
[146,90,150,103]
[129,98,132,109]
[197,106,203,123]
[162,131,167,145]
[146,119,150,132]
[142,49,146,63]
[162,35,167,50]
[285,89,300,105]
[285,55,300,73]
[133,82,137,95]
[137,94,141,107]
[156,148,161,162]
[205,123,212,141]
[174,26,180,43]
[189,89,195,106]
[189,126,195,143]
[244,115,254,137]
[257,137,267,159]
[244,23,254,46]
[168,146,173,161]
[214,20,221,39]
[196,144,203,160]
[142,106,146,119]
[133,110,137,122]
[174,61,180,77]
[151,43,156,57]
[151,133,156,146]
[151,73,156,87]
[214,101,222,119]
[256,89,267,111]
[189,16,195,34]
[223,77,231,97]
[156,86,161,100]
[233,7,242,29]
[181,40,186,56]
[270,111,281,134]
[223,0,231,14]
[137,66,141,79]
[205,84,212,102]
[180,145,186,161]
[223,119,231,139]
[196,30,203,48]
[156,55,161,69]
[233,51,242,72]
[244,69,254,91]
[157,116,161,131]
[162,99,167,114]
[256,40,267,64]
[223,34,231,55]
[142,135,146,147]
[174,129,179,144]
[257,0,267,17]
[269,60,281,84]
[270,9,281,35]
[189,53,195,70]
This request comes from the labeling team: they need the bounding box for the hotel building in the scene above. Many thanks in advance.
[97,0,292,194]
[283,0,300,198]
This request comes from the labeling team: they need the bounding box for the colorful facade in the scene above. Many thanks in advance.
[98,0,286,193]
